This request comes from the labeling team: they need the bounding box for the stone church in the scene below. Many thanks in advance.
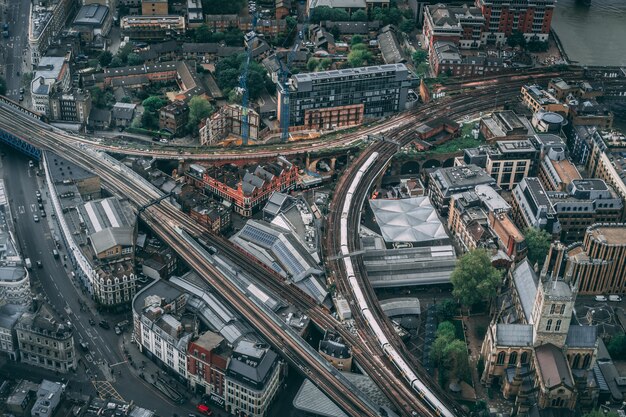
[481,242,599,415]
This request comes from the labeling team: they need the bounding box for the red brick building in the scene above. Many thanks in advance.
[187,332,229,397]
[189,157,298,217]
[475,0,554,45]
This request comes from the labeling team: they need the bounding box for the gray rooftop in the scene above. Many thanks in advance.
[496,323,533,347]
[431,164,496,197]
[379,297,420,317]
[73,4,109,26]
[565,325,597,348]
[512,259,539,324]
[293,63,408,83]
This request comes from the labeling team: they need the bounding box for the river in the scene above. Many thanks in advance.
[552,0,626,67]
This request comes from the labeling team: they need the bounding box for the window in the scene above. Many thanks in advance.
[560,304,566,314]
[582,354,591,369]
[555,320,561,331]
[508,352,518,366]
[550,304,556,314]
[572,353,580,369]
[521,352,528,364]
[496,351,506,365]
[546,319,552,331]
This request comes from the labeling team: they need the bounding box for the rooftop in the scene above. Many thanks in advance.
[73,4,109,26]
[587,225,626,245]
[431,164,497,196]
[535,343,574,388]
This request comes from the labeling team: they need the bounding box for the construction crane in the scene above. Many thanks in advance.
[278,0,314,143]
[240,3,259,146]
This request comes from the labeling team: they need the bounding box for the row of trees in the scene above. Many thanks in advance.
[99,43,144,68]
[507,31,549,52]
[430,321,470,384]
[193,25,245,46]
[215,53,274,103]
[310,6,415,32]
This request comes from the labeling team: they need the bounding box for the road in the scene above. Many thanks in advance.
[0,146,202,417]
[1,0,30,102]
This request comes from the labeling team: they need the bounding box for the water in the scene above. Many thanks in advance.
[552,0,626,66]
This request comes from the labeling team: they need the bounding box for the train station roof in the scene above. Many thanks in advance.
[369,197,448,244]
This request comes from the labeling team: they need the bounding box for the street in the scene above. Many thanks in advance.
[0,145,201,417]
[1,0,31,103]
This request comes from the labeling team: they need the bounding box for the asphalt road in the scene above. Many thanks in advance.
[0,146,200,416]
[1,0,30,102]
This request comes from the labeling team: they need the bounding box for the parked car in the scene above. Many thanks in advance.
[114,326,122,335]
[36,260,42,268]
[595,295,607,302]
[40,210,46,217]
[99,320,110,329]
[88,318,96,326]
[33,214,39,222]
[28,160,34,168]
[609,295,622,302]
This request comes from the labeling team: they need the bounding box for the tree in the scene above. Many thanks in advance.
[141,111,159,130]
[307,57,319,72]
[347,47,372,67]
[442,339,470,381]
[507,31,527,48]
[90,87,107,108]
[186,96,214,134]
[117,43,134,63]
[451,249,503,308]
[0,77,6,95]
[436,299,458,322]
[371,6,403,26]
[126,53,144,66]
[607,333,626,360]
[430,321,456,364]
[99,51,113,67]
[350,35,363,46]
[524,227,551,268]
[399,18,416,34]
[142,96,167,113]
[109,56,124,68]
[319,57,333,70]
[214,53,272,100]
[310,6,349,23]
[412,50,427,66]
[583,411,619,417]
[202,0,244,14]
[351,9,368,22]
[224,27,244,46]
[194,24,213,43]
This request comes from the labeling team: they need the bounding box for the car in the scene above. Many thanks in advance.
[38,203,44,210]
[114,326,122,335]
[29,160,34,168]
[80,341,89,351]
[19,95,23,102]
[40,210,46,217]
[196,404,213,416]
[595,295,607,302]
[36,260,42,268]
[160,138,168,143]
[609,295,622,302]
[33,214,39,222]
[88,318,96,326]
[19,87,24,94]
[37,195,42,203]
[35,190,41,198]
[99,320,110,329]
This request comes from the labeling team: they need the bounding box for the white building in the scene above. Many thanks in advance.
[225,340,282,417]
[28,0,78,65]
[30,57,71,116]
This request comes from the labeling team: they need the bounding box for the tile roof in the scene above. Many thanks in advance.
[535,343,573,388]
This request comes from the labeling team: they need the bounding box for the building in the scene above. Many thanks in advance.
[532,110,567,134]
[16,304,77,373]
[187,331,229,397]
[560,224,626,295]
[141,0,168,15]
[199,104,260,146]
[308,0,367,15]
[224,340,281,417]
[275,0,291,19]
[319,330,352,371]
[189,200,232,233]
[278,64,411,129]
[28,0,78,65]
[521,85,569,116]
[463,139,538,191]
[159,101,189,136]
[0,304,27,361]
[121,15,186,40]
[190,157,298,216]
[481,243,598,415]
[536,135,581,192]
[377,25,405,65]
[30,57,71,116]
[511,177,623,244]
[43,153,137,308]
[186,0,204,28]
[71,4,112,43]
[429,41,504,77]
[0,228,31,307]
[479,111,529,140]
[428,164,498,215]
[49,89,92,124]
[31,380,64,417]
[475,0,554,45]
[422,3,485,49]
[111,102,137,127]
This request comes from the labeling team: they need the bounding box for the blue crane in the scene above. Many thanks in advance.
[278,1,313,143]
[240,6,258,146]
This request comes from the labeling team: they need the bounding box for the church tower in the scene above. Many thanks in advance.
[531,242,577,347]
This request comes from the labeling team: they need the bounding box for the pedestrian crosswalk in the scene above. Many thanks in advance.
[92,380,124,401]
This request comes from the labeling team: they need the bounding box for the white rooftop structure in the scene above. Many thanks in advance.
[369,197,448,244]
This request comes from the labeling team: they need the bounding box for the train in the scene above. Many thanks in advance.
[338,151,456,417]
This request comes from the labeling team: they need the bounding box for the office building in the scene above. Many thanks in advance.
[71,4,112,44]
[16,304,77,373]
[49,89,92,124]
[142,0,168,15]
[428,164,498,215]
[30,57,72,116]
[278,64,411,128]
[224,340,282,417]
[475,0,555,45]
[511,177,560,236]
[479,110,529,140]
[422,3,485,49]
[187,331,229,397]
[28,0,79,65]
[429,41,504,77]
[521,85,569,116]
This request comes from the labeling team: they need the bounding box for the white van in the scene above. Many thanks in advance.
[609,295,622,302]
[595,295,607,302]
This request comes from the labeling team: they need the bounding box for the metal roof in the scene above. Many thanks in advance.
[512,259,538,324]
[369,197,448,244]
[565,325,597,348]
[495,323,533,347]
[379,297,420,317]
[535,343,574,388]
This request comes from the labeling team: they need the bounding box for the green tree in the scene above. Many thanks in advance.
[607,333,626,360]
[141,111,159,130]
[430,321,456,364]
[350,35,363,46]
[319,57,333,70]
[142,96,167,113]
[90,87,107,108]
[109,56,124,68]
[371,7,403,26]
[399,18,416,33]
[436,299,458,322]
[186,96,214,134]
[524,227,551,268]
[451,249,503,308]
[99,51,113,67]
[194,24,213,43]
[412,50,427,66]
[202,0,244,14]
[307,57,319,72]
[442,339,470,381]
[347,48,372,67]
[0,77,6,95]
[583,411,619,417]
[310,6,350,23]
[223,27,244,46]
[507,31,527,48]
[117,43,134,63]
[126,53,144,66]
[351,9,368,22]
